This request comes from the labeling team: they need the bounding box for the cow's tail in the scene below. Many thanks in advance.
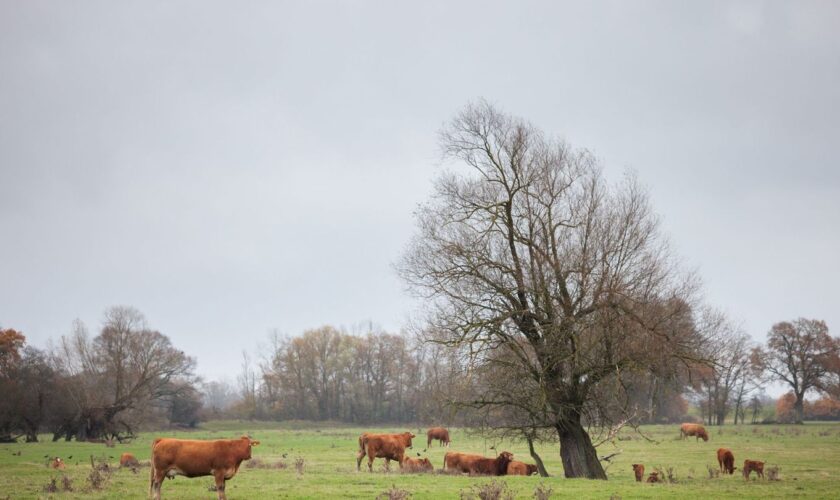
[442,452,448,470]
[149,438,161,498]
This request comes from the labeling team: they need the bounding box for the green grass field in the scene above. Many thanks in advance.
[2,421,839,499]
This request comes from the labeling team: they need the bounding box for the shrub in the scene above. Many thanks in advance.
[377,484,411,500]
[533,482,553,500]
[460,480,514,500]
[767,466,781,481]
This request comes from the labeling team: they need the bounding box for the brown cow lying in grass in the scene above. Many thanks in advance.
[646,471,661,483]
[50,457,65,470]
[507,460,538,476]
[443,451,513,476]
[743,459,764,480]
[680,423,709,442]
[632,463,645,482]
[401,456,433,472]
[717,448,736,474]
[426,427,451,447]
[120,452,139,468]
[150,435,259,500]
[356,432,415,472]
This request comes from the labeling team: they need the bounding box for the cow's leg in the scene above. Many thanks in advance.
[367,456,375,472]
[356,449,365,471]
[150,468,163,500]
[385,458,391,471]
[213,471,227,500]
[427,436,432,448]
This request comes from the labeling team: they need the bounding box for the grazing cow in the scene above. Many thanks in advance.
[50,457,65,470]
[120,452,139,468]
[401,456,433,472]
[742,460,764,480]
[356,432,415,472]
[149,435,260,500]
[426,427,451,447]
[443,451,513,476]
[646,471,661,483]
[632,463,645,482]
[679,423,709,442]
[507,460,539,476]
[717,448,736,474]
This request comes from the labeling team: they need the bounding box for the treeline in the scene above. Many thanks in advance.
[0,307,199,443]
[3,308,839,443]
[227,326,462,424]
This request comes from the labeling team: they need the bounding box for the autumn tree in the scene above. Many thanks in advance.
[755,319,839,424]
[399,102,701,479]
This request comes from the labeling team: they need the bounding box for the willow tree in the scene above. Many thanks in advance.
[400,102,700,479]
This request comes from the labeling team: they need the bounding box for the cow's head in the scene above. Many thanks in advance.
[240,436,260,459]
[403,432,416,448]
[699,430,709,442]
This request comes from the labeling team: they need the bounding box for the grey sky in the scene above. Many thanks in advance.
[1,1,838,385]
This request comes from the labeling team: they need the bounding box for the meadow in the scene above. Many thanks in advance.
[2,420,839,499]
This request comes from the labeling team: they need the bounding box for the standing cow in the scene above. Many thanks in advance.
[149,436,259,500]
[679,423,709,442]
[717,448,736,474]
[356,432,415,472]
[426,427,451,447]
[743,460,764,480]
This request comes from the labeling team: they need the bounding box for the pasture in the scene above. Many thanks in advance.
[2,421,839,499]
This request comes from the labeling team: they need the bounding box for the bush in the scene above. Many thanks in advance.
[377,484,411,500]
[460,480,514,500]
[533,482,553,500]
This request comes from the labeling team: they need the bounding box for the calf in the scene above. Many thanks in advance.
[646,471,661,483]
[401,456,433,472]
[149,435,260,500]
[507,460,538,476]
[717,448,736,474]
[50,457,66,470]
[356,432,415,472]
[742,460,764,480]
[426,427,451,447]
[679,423,709,442]
[444,451,513,476]
[632,463,645,482]
[120,452,140,468]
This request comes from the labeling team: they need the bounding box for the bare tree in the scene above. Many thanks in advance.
[754,318,839,424]
[399,102,701,479]
[55,306,196,440]
[691,311,752,425]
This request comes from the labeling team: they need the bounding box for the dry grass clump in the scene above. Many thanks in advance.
[460,480,514,500]
[377,484,411,500]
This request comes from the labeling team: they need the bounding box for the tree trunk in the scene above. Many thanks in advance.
[556,416,607,479]
[794,395,805,425]
[526,433,550,477]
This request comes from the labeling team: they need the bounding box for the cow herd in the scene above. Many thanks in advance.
[354,427,539,477]
[38,422,775,499]
[633,423,767,484]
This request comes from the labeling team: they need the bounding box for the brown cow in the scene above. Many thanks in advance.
[356,432,415,472]
[443,451,513,476]
[120,452,140,468]
[50,457,66,470]
[426,427,451,447]
[742,460,764,480]
[679,423,709,442]
[632,463,645,482]
[401,456,433,472]
[507,460,538,476]
[646,471,661,483]
[149,435,259,500]
[717,448,736,474]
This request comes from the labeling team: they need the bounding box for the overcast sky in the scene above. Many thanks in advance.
[1,1,838,385]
